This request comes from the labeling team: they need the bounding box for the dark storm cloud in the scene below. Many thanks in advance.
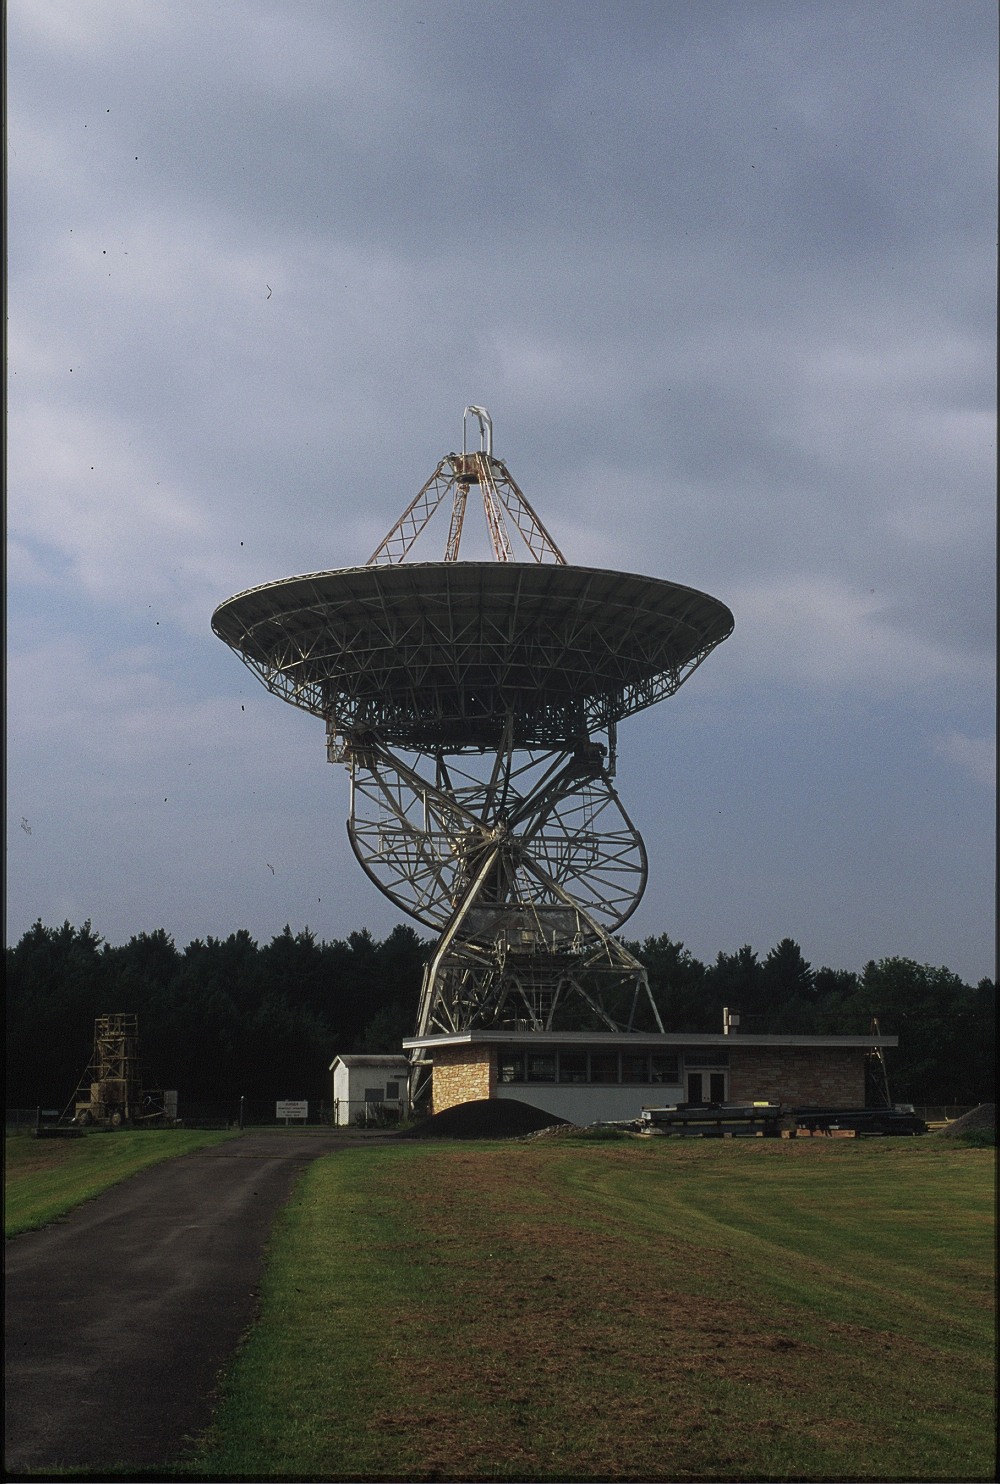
[6,0,995,979]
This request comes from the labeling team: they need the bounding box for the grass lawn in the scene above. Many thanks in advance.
[184,1134,995,1482]
[4,1126,239,1236]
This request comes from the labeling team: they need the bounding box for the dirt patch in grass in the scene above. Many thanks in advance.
[359,1146,950,1479]
[4,1131,84,1176]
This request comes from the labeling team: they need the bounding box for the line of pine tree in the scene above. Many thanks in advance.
[4,920,995,1108]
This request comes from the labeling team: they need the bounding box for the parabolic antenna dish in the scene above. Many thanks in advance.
[211,561,734,750]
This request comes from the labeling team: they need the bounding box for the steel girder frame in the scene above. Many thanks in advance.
[411,838,660,1039]
[328,726,662,1111]
[415,898,658,1040]
[366,451,566,567]
[61,1014,142,1126]
[407,872,662,1109]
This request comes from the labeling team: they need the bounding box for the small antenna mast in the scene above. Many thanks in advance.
[463,405,493,458]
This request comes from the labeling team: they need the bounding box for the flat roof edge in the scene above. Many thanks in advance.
[402,1032,898,1050]
[329,1053,409,1070]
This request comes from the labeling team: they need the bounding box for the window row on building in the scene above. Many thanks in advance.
[497,1047,731,1086]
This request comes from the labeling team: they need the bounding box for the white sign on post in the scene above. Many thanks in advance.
[276,1100,308,1121]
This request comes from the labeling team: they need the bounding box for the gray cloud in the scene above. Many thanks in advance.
[7,0,996,981]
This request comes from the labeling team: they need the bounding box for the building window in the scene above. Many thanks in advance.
[525,1050,557,1086]
[498,1050,525,1083]
[621,1053,649,1083]
[589,1053,618,1083]
[363,1086,384,1102]
[527,1053,556,1082]
[558,1052,588,1083]
[385,1081,400,1100]
[684,1051,730,1068]
[496,1046,687,1086]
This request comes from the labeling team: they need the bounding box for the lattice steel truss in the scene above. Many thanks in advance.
[335,719,661,1104]
[61,1014,168,1128]
[368,406,566,566]
[213,410,734,1108]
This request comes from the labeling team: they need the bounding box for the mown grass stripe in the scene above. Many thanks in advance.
[182,1138,994,1482]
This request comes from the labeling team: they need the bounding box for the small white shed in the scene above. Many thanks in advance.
[329,1054,409,1126]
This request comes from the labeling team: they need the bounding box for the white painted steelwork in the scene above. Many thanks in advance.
[214,412,733,1108]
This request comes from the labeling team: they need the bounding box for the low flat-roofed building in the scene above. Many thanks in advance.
[402,1030,898,1123]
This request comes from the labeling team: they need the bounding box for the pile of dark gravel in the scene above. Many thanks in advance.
[523,1121,636,1140]
[522,1122,592,1140]
[401,1097,568,1140]
[938,1103,996,1138]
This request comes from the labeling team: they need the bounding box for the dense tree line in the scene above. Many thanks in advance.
[628,934,995,1104]
[5,920,995,1109]
[5,921,425,1111]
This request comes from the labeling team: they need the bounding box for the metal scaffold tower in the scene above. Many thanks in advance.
[60,1014,174,1128]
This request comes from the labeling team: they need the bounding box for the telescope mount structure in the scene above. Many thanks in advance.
[213,408,734,1106]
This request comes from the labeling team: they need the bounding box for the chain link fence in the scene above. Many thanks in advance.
[6,1101,335,1131]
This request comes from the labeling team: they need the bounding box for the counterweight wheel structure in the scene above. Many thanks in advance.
[212,409,734,1112]
[339,722,647,934]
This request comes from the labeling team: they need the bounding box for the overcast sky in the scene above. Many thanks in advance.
[7,0,996,986]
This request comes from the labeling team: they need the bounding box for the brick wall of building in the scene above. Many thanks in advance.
[431,1046,496,1114]
[729,1046,865,1106]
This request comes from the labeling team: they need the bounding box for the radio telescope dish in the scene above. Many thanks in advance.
[213,409,733,1104]
[211,563,732,751]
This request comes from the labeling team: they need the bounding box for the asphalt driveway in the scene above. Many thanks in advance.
[4,1131,361,1477]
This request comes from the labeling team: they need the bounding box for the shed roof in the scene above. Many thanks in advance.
[329,1053,409,1071]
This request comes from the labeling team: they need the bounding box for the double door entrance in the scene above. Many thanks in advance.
[687,1070,727,1105]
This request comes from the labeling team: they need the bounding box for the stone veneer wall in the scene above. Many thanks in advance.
[729,1046,865,1106]
[431,1045,496,1114]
